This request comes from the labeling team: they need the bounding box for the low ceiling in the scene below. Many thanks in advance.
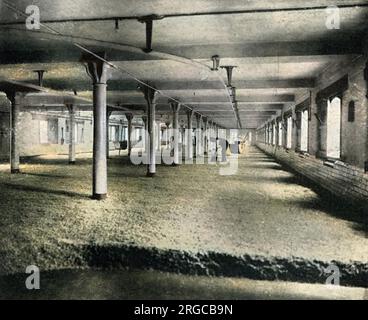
[0,0,367,128]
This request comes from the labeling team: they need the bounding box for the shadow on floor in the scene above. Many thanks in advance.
[1,182,90,200]
[2,268,365,300]
[23,158,92,166]
[20,172,70,179]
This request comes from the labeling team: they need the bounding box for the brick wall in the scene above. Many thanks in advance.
[257,55,368,172]
[257,143,368,205]
[255,54,368,205]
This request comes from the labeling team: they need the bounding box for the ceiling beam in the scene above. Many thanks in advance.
[22,78,315,91]
[158,39,363,59]
[0,28,362,64]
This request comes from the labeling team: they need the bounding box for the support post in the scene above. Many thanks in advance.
[106,109,112,159]
[195,113,202,158]
[141,85,158,177]
[142,115,148,154]
[6,92,24,174]
[165,121,171,149]
[126,113,134,157]
[170,101,181,165]
[215,123,219,161]
[203,118,208,155]
[186,109,194,161]
[67,104,76,164]
[83,52,109,200]
[180,124,185,156]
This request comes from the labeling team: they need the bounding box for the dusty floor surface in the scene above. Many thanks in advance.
[1,268,366,300]
[0,147,367,286]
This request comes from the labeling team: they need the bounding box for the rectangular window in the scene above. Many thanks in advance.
[40,119,58,144]
[77,122,85,144]
[300,109,309,152]
[39,120,48,144]
[122,127,128,141]
[286,116,292,149]
[109,125,115,142]
[348,101,355,122]
[326,97,341,159]
[278,121,283,146]
[268,126,272,144]
[47,119,59,144]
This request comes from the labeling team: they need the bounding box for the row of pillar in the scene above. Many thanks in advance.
[4,53,221,201]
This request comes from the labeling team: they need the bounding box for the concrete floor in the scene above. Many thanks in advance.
[1,268,366,300]
[0,147,367,288]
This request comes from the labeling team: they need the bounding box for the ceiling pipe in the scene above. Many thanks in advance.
[2,3,367,25]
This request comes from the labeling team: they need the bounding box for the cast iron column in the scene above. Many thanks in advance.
[67,104,76,164]
[186,109,194,161]
[142,115,148,154]
[195,113,202,158]
[6,92,24,174]
[170,101,181,165]
[203,118,208,155]
[141,85,158,177]
[126,113,134,157]
[83,53,109,200]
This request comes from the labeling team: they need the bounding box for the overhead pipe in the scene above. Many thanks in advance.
[1,3,367,25]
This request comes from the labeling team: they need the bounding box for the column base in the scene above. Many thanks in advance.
[146,171,155,177]
[69,161,76,165]
[11,169,20,174]
[92,193,107,201]
[172,163,180,167]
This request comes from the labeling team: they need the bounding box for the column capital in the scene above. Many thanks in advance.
[125,113,134,121]
[186,109,195,118]
[82,52,109,84]
[65,103,75,114]
[5,91,27,104]
[220,65,237,87]
[169,99,181,113]
[107,108,113,118]
[195,113,202,121]
[140,84,159,105]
